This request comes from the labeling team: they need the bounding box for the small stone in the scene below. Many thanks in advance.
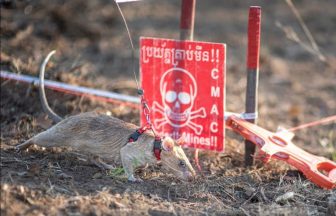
[244,187,256,197]
[58,172,73,179]
[275,192,295,204]
[3,184,9,191]
[92,172,103,179]
[111,200,125,208]
[19,185,25,194]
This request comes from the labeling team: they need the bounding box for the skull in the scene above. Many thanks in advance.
[160,68,197,127]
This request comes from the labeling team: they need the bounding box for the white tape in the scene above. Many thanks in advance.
[241,112,258,120]
[224,111,258,120]
[0,70,140,104]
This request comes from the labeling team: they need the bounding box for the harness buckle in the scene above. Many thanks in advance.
[128,130,142,142]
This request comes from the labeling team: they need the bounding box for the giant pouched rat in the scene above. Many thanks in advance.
[16,51,196,182]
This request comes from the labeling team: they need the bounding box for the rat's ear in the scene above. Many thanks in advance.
[162,137,174,152]
[176,134,185,146]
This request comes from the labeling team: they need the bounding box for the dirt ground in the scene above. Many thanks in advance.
[1,0,336,215]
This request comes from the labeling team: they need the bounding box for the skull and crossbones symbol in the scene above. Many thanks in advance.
[152,68,206,135]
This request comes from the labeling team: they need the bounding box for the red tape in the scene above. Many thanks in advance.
[247,6,261,69]
[180,0,196,30]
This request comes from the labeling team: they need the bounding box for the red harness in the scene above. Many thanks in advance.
[127,90,163,160]
[127,125,162,160]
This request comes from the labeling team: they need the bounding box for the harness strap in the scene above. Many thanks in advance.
[128,130,142,142]
[128,124,150,142]
[127,89,162,160]
[153,136,162,160]
[127,126,163,161]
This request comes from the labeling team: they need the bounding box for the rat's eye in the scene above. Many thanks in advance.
[179,160,186,168]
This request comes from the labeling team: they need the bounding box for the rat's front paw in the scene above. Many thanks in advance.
[128,175,143,183]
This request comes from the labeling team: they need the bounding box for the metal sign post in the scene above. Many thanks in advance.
[244,6,261,166]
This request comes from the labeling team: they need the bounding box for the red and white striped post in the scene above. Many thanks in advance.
[180,0,196,40]
[244,6,261,166]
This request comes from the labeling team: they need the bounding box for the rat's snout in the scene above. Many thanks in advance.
[161,157,196,181]
[185,164,196,180]
[160,143,197,181]
[184,170,195,182]
[179,160,196,182]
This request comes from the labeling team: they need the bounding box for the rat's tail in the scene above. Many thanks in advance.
[15,138,33,152]
[39,50,63,123]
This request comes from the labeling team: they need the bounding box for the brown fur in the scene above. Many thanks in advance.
[17,112,195,181]
[19,112,139,161]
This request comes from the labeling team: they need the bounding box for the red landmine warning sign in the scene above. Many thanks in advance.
[140,37,226,152]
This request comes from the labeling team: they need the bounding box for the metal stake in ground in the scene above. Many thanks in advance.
[245,6,261,166]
